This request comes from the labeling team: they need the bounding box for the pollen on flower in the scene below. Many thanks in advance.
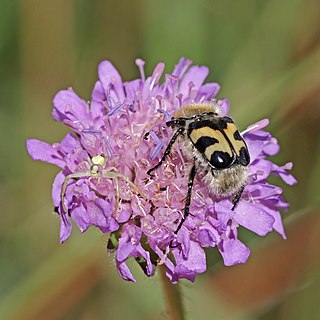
[26,57,296,283]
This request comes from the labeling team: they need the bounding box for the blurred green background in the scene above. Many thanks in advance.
[1,0,320,319]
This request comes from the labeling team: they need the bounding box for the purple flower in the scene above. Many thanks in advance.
[26,58,296,283]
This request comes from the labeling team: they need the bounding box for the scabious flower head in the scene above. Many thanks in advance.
[26,58,296,283]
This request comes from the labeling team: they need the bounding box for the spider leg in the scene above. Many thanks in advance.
[101,170,146,200]
[147,127,184,176]
[61,171,91,212]
[113,176,120,212]
[231,185,245,210]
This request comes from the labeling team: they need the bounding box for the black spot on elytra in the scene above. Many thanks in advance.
[210,151,233,169]
[233,130,242,141]
[194,136,219,153]
[238,146,250,166]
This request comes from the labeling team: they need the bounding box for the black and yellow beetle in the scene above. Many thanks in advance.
[147,103,250,235]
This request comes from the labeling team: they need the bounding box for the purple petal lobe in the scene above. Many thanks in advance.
[272,162,297,185]
[135,244,155,276]
[116,260,136,282]
[264,207,286,239]
[59,133,81,154]
[117,226,142,261]
[52,89,89,123]
[278,171,297,185]
[173,241,206,281]
[52,171,66,207]
[172,57,192,77]
[98,60,125,101]
[86,199,119,232]
[263,138,280,156]
[218,98,230,116]
[26,139,65,168]
[117,210,131,223]
[151,62,165,85]
[197,229,217,247]
[91,80,105,101]
[177,227,190,258]
[71,203,90,233]
[60,212,72,243]
[246,138,265,162]
[124,79,142,99]
[220,238,250,266]
[195,83,220,102]
[243,119,270,135]
[234,201,275,236]
[179,66,209,97]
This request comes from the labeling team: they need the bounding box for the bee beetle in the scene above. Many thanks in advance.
[147,103,250,235]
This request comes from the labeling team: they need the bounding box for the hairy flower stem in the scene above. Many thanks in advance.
[159,265,185,320]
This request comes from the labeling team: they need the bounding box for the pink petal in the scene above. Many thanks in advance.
[272,162,297,185]
[195,83,220,102]
[179,66,209,97]
[177,227,190,258]
[52,89,89,123]
[91,80,105,101]
[242,119,270,135]
[71,203,90,233]
[59,133,81,154]
[197,228,217,247]
[173,241,206,277]
[117,209,131,223]
[219,238,250,266]
[117,226,142,261]
[86,199,118,232]
[151,62,165,85]
[124,79,142,99]
[60,212,72,243]
[91,81,106,118]
[246,139,265,162]
[52,171,66,207]
[117,233,134,262]
[26,139,65,168]
[218,98,230,116]
[98,60,125,101]
[116,260,136,282]
[135,244,155,277]
[172,57,192,77]
[264,207,286,239]
[249,159,273,181]
[263,138,280,156]
[234,201,275,236]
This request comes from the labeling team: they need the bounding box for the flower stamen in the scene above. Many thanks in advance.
[107,103,125,116]
[149,131,164,160]
[135,58,146,82]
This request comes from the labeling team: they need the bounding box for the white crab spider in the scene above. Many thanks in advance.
[61,155,145,212]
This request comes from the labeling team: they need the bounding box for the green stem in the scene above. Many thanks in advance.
[159,265,185,320]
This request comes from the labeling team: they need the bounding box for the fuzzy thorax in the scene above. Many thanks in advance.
[173,103,221,118]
